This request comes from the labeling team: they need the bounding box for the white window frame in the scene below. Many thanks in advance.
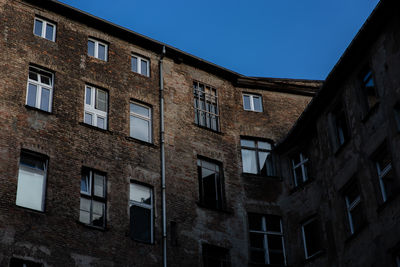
[33,17,56,42]
[26,66,54,112]
[88,38,108,61]
[130,102,152,142]
[301,218,322,259]
[345,192,361,235]
[129,183,154,243]
[242,93,263,112]
[292,153,309,187]
[84,85,108,130]
[16,151,48,212]
[131,54,150,77]
[376,160,392,203]
[248,214,287,265]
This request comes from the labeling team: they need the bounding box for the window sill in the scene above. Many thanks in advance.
[344,223,368,244]
[243,109,263,113]
[193,123,223,135]
[15,205,46,215]
[241,173,281,180]
[361,101,380,123]
[125,136,157,148]
[129,237,154,245]
[25,105,53,115]
[79,122,112,134]
[87,56,107,63]
[290,178,314,194]
[196,202,232,215]
[377,193,399,213]
[130,71,150,79]
[77,220,108,232]
[303,249,325,264]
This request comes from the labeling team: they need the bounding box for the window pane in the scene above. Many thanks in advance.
[130,116,150,142]
[303,220,321,257]
[92,201,105,227]
[40,88,50,112]
[29,71,38,81]
[250,249,265,264]
[202,168,218,208]
[131,56,138,72]
[16,167,45,211]
[34,19,43,36]
[93,173,105,197]
[130,103,149,117]
[253,96,262,111]
[141,59,148,76]
[96,89,107,112]
[266,215,281,232]
[88,40,95,57]
[27,83,37,107]
[85,87,91,105]
[81,173,90,194]
[98,44,106,60]
[20,153,46,170]
[248,213,263,231]
[130,205,151,242]
[84,113,92,125]
[241,149,257,174]
[267,235,283,250]
[240,139,256,148]
[40,75,51,85]
[45,24,54,40]
[249,233,264,248]
[269,251,285,265]
[130,183,152,204]
[79,198,91,224]
[258,141,271,150]
[97,117,105,129]
[350,203,363,233]
[243,95,251,110]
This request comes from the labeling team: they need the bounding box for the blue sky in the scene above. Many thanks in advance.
[59,0,380,80]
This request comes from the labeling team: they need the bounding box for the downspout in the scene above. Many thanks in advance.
[159,45,167,267]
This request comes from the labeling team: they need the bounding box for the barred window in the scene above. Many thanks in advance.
[193,81,219,131]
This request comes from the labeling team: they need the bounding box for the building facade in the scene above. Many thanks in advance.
[0,0,398,267]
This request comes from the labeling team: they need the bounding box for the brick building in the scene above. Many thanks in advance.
[0,0,398,267]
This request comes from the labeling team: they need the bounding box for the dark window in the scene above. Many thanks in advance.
[203,244,230,267]
[170,221,178,246]
[129,182,153,243]
[193,81,219,131]
[301,218,322,259]
[373,144,397,203]
[79,168,107,228]
[343,181,364,235]
[332,103,350,148]
[361,68,378,110]
[197,158,224,210]
[291,152,309,187]
[394,104,400,131]
[241,139,274,176]
[9,258,42,267]
[248,214,286,265]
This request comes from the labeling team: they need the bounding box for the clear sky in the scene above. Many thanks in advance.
[59,0,380,80]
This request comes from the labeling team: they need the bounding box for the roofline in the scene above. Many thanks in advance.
[22,0,321,96]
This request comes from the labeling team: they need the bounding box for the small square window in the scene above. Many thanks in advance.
[130,182,153,243]
[130,102,152,142]
[301,218,323,259]
[197,158,225,210]
[202,244,231,267]
[343,181,364,235]
[242,94,263,112]
[26,66,54,112]
[373,143,397,203]
[131,55,150,77]
[33,18,56,42]
[84,85,108,130]
[241,138,274,176]
[193,81,220,131]
[291,152,309,187]
[79,168,106,228]
[16,151,48,211]
[88,39,108,61]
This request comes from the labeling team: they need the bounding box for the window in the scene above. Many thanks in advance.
[373,144,396,203]
[130,102,152,142]
[301,218,322,259]
[26,66,53,112]
[241,139,274,176]
[331,103,350,148]
[343,181,364,235]
[248,214,286,266]
[87,39,108,61]
[130,182,153,243]
[197,158,224,210]
[131,55,149,76]
[291,152,309,187]
[202,244,231,267]
[360,68,378,110]
[16,151,47,211]
[242,93,263,112]
[33,17,55,41]
[79,168,106,228]
[84,85,108,129]
[193,81,219,131]
[9,258,42,267]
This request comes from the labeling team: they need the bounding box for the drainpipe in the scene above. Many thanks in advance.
[159,45,167,267]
